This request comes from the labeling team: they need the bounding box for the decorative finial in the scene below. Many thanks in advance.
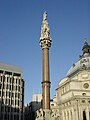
[43,11,47,21]
[84,38,87,44]
[82,38,90,55]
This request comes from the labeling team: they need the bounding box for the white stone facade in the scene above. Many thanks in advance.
[56,40,90,120]
[32,94,42,102]
[57,70,90,120]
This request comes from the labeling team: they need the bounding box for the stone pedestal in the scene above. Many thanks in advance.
[35,108,60,120]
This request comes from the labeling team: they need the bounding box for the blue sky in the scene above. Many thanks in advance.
[0,0,90,104]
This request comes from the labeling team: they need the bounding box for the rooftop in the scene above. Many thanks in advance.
[0,62,22,74]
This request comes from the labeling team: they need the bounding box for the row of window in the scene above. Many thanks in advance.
[63,110,89,120]
[2,98,20,106]
[1,113,20,120]
[0,84,21,91]
[0,70,21,76]
[1,106,20,113]
[57,84,69,97]
[0,91,21,99]
[0,76,22,85]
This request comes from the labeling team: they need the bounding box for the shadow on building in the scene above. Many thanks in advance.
[24,101,42,120]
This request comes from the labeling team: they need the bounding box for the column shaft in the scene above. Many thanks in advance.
[42,48,50,109]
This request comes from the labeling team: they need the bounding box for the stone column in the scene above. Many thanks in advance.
[40,11,52,110]
[86,107,89,120]
[42,48,50,109]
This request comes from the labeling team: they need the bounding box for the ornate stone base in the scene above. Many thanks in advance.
[35,108,60,120]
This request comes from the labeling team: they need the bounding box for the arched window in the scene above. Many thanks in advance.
[83,111,87,120]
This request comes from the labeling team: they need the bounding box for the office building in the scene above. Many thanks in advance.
[0,62,24,120]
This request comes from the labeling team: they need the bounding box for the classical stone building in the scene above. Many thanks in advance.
[56,39,90,120]
[0,62,24,120]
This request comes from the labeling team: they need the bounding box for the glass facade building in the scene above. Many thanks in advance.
[0,63,24,120]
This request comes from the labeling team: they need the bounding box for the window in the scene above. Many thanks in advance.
[3,83,5,89]
[16,79,17,84]
[15,100,16,106]
[7,106,10,112]
[10,78,12,83]
[18,86,20,91]
[7,77,8,83]
[10,85,11,90]
[22,80,24,87]
[4,113,8,119]
[11,100,14,105]
[18,93,20,99]
[6,91,7,96]
[12,77,14,83]
[36,96,38,101]
[82,100,85,103]
[16,86,18,91]
[13,73,21,77]
[1,76,2,82]
[0,91,1,97]
[5,71,12,75]
[1,113,3,120]
[12,93,14,98]
[1,106,4,112]
[0,70,3,74]
[18,100,19,106]
[6,91,9,97]
[82,93,86,96]
[7,84,10,89]
[15,93,18,98]
[2,99,4,104]
[5,99,7,104]
[11,107,13,112]
[0,83,2,89]
[9,99,10,105]
[3,76,5,82]
[83,111,87,120]
[0,76,2,82]
[19,79,20,85]
[12,85,14,90]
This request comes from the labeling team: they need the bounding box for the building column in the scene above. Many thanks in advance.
[86,107,89,120]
